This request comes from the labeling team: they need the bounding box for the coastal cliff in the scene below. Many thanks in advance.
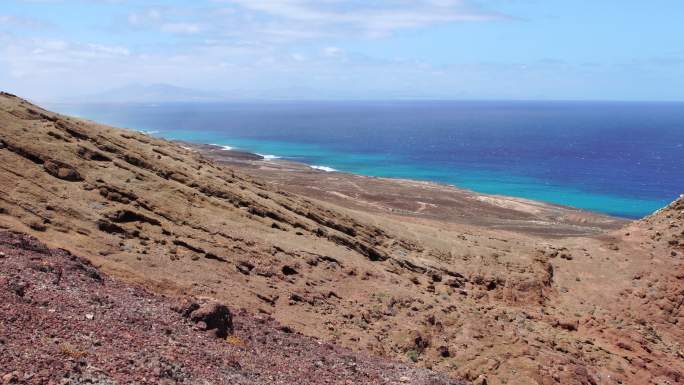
[1,92,682,385]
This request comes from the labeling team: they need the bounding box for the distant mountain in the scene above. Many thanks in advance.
[60,83,462,104]
[74,83,229,103]
[68,83,456,104]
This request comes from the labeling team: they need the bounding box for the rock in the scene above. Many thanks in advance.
[189,302,233,338]
[236,261,254,275]
[8,280,27,297]
[2,372,19,384]
[77,146,111,162]
[555,318,579,331]
[399,376,410,383]
[173,298,232,338]
[171,298,200,317]
[281,265,298,275]
[412,332,430,353]
[85,313,94,320]
[105,209,161,226]
[43,159,83,181]
[0,252,5,258]
[28,221,47,232]
[437,345,450,357]
[96,219,126,235]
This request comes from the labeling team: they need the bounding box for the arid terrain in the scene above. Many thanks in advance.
[1,92,682,385]
[0,230,462,385]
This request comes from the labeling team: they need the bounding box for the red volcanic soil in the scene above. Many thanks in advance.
[0,231,464,385]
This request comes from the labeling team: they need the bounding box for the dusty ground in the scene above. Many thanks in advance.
[0,92,682,385]
[0,230,463,385]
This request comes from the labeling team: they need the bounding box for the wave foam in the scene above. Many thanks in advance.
[311,165,337,172]
[211,144,234,151]
[257,153,281,160]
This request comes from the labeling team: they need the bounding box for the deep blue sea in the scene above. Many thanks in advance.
[50,101,684,219]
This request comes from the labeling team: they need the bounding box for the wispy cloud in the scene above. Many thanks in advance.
[123,0,503,41]
[211,0,504,38]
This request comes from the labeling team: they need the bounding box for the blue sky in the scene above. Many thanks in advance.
[1,0,683,101]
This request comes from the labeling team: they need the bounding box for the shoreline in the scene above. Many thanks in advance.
[174,140,653,221]
[179,141,629,237]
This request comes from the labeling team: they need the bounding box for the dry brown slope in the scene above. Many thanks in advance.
[0,92,682,385]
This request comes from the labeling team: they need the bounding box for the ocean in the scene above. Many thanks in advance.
[49,100,684,219]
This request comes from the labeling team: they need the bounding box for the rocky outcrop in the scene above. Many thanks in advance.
[43,159,83,181]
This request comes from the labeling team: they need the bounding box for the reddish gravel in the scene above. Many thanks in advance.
[0,231,466,385]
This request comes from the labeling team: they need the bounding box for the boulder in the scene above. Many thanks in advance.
[189,302,233,339]
[173,298,233,338]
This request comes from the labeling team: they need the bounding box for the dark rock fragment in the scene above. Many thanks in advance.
[106,209,160,226]
[96,219,126,235]
[77,146,111,161]
[189,302,233,339]
[236,261,254,275]
[43,159,83,181]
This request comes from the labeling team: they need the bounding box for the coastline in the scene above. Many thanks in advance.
[48,101,676,219]
[180,141,629,237]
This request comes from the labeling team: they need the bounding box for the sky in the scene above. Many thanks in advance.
[1,0,683,101]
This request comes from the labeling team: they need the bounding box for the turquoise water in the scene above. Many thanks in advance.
[199,135,671,218]
[51,101,683,218]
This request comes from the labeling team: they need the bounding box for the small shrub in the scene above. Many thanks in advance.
[59,342,87,359]
[406,350,419,363]
[225,335,246,347]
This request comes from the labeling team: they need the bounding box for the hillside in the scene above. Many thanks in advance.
[0,230,462,385]
[0,92,682,385]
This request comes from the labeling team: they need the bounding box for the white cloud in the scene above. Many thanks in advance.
[160,22,204,34]
[323,46,344,57]
[127,8,162,26]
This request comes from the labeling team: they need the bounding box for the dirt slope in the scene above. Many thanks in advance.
[0,92,682,385]
[0,230,463,385]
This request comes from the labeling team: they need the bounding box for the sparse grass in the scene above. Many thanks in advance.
[406,350,419,363]
[226,335,246,347]
[431,248,454,263]
[372,291,389,303]
[59,342,87,359]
